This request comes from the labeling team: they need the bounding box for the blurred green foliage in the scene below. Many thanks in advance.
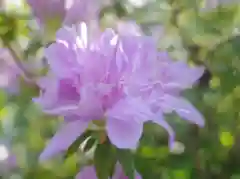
[1,0,240,178]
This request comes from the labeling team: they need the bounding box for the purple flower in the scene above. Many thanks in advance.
[0,48,21,94]
[76,163,142,179]
[64,0,100,25]
[27,0,100,28]
[27,0,65,26]
[34,22,205,161]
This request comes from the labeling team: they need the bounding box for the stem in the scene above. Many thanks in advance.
[5,43,36,84]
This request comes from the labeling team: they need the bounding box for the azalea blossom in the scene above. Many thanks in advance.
[27,0,65,26]
[34,22,205,161]
[76,163,142,179]
[27,0,100,28]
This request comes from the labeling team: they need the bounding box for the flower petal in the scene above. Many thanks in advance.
[36,77,81,116]
[39,120,88,161]
[117,20,142,36]
[136,173,143,179]
[152,111,175,150]
[76,166,98,179]
[112,162,142,179]
[166,62,205,89]
[56,26,76,43]
[106,98,154,123]
[42,104,79,115]
[106,117,143,149]
[163,95,205,127]
[33,74,59,109]
[64,0,99,26]
[45,42,78,78]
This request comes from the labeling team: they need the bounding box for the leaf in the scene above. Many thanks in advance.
[64,130,92,159]
[200,5,238,34]
[206,35,240,94]
[23,38,43,58]
[0,12,18,44]
[178,5,240,47]
[172,0,199,10]
[94,141,117,179]
[83,137,97,152]
[117,149,135,179]
[0,90,7,109]
[220,131,234,147]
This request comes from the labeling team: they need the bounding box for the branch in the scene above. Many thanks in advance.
[5,43,36,84]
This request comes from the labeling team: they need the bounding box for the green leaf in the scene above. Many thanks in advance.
[206,35,240,94]
[83,137,97,152]
[172,0,199,10]
[117,149,135,179]
[94,141,117,179]
[178,5,239,47]
[23,38,43,58]
[64,130,92,159]
[220,131,234,147]
[0,13,17,44]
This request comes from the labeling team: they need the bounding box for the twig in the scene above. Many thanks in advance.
[5,43,36,84]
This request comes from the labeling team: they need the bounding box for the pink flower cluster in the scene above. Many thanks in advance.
[34,22,205,163]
